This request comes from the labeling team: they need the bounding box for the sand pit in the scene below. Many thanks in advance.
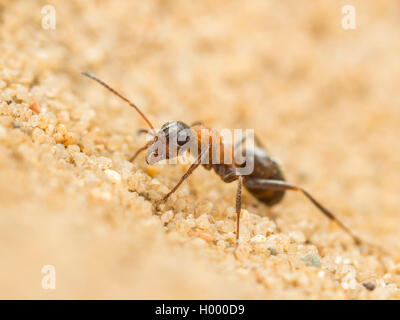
[1,1,400,299]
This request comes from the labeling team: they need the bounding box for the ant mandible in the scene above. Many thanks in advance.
[82,72,361,246]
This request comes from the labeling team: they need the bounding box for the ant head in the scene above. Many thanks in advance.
[146,121,195,165]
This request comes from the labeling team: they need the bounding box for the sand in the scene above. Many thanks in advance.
[1,0,400,299]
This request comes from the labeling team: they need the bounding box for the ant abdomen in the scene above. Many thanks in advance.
[243,146,286,206]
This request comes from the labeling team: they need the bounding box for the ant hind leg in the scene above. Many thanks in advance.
[234,132,265,150]
[243,178,361,245]
[190,121,204,127]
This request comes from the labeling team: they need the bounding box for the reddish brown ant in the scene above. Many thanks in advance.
[82,72,361,245]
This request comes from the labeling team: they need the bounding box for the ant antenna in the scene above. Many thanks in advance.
[82,72,155,130]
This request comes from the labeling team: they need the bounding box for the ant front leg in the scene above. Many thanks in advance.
[157,147,209,204]
[243,178,362,245]
[137,128,155,136]
[130,140,153,162]
[129,129,155,162]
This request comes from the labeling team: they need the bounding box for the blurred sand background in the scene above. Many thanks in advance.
[1,0,400,299]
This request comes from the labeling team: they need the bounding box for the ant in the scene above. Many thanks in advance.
[82,72,361,246]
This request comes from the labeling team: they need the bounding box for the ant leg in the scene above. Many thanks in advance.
[190,121,204,127]
[235,176,243,243]
[234,136,247,150]
[234,132,265,150]
[130,141,152,162]
[137,128,155,136]
[158,148,209,203]
[243,178,361,245]
[130,129,156,162]
[254,135,264,148]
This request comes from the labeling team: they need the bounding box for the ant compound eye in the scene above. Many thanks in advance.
[177,128,195,148]
[177,137,188,146]
[177,130,191,146]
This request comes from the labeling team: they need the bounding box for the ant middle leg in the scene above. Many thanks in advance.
[243,178,361,245]
[235,176,243,244]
